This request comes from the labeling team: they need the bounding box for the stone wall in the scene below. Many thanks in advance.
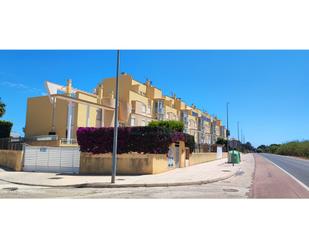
[0,150,24,171]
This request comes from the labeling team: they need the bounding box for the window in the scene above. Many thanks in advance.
[130,117,136,126]
[96,109,103,127]
[147,103,151,114]
[141,104,146,113]
[189,120,196,129]
[141,120,146,126]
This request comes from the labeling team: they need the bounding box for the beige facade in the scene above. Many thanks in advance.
[25,80,115,143]
[97,74,227,145]
[25,74,227,146]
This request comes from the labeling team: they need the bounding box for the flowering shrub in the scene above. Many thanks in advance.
[77,126,194,154]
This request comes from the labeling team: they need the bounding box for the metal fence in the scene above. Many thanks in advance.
[0,136,78,151]
[194,144,227,153]
[0,137,24,151]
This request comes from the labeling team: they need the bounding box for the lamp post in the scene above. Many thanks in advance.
[226,102,230,154]
[111,50,120,184]
[237,121,240,141]
[237,121,240,150]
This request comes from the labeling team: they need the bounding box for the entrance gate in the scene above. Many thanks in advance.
[23,145,80,174]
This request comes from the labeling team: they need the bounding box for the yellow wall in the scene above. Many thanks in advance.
[165,105,178,120]
[0,150,24,171]
[100,74,132,102]
[80,153,175,175]
[189,152,228,166]
[25,96,68,138]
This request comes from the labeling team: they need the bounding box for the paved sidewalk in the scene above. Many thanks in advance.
[0,155,250,188]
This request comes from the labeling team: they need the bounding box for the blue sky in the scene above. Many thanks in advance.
[0,50,308,147]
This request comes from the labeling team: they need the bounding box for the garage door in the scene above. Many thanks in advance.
[23,146,80,174]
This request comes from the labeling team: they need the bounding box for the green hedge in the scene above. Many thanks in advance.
[0,120,13,138]
[148,120,184,132]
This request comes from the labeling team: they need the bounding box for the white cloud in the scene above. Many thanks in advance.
[0,80,43,94]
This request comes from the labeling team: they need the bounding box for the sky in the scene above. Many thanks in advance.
[0,50,308,147]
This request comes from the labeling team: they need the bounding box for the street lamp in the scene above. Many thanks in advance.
[111,50,120,184]
[226,102,230,154]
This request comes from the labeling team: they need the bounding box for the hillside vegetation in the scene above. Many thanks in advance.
[257,141,309,159]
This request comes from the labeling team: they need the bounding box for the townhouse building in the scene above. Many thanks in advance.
[25,73,227,146]
[25,80,115,144]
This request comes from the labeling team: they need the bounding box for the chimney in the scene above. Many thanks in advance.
[66,79,72,96]
[145,79,151,86]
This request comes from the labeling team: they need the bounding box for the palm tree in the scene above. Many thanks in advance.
[0,98,6,118]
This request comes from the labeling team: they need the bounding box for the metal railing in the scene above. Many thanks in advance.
[0,137,24,151]
[60,138,78,145]
[0,136,78,150]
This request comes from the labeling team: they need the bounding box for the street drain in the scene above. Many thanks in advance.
[222,170,231,172]
[48,177,63,180]
[117,178,125,181]
[3,187,18,191]
[235,171,244,176]
[223,188,239,192]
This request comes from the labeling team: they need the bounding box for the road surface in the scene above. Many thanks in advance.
[261,153,309,188]
[251,154,309,198]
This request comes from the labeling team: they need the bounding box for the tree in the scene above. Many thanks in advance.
[268,144,281,154]
[0,120,13,138]
[216,137,227,147]
[0,98,5,118]
[242,142,255,152]
[257,145,267,153]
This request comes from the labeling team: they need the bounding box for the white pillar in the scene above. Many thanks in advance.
[66,101,73,141]
[86,105,90,127]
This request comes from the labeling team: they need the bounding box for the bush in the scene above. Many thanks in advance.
[0,120,13,138]
[216,137,227,147]
[276,141,309,158]
[77,126,194,154]
[148,120,184,132]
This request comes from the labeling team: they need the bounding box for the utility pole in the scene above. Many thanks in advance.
[237,121,240,142]
[111,50,120,184]
[240,129,244,143]
[237,121,240,151]
[226,102,230,156]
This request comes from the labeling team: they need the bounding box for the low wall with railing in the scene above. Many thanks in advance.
[26,139,78,147]
[80,153,175,175]
[0,150,24,171]
[189,152,227,166]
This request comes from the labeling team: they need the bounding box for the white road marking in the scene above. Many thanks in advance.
[261,154,309,191]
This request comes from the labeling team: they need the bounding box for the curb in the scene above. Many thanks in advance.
[0,171,236,189]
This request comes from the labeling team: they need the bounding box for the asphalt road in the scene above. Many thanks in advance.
[261,153,309,189]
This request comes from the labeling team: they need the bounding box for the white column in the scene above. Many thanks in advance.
[86,105,90,127]
[101,108,104,127]
[66,101,73,141]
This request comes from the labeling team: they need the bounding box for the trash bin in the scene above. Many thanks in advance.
[228,150,241,164]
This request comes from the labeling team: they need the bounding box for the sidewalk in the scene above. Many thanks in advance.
[0,155,251,188]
